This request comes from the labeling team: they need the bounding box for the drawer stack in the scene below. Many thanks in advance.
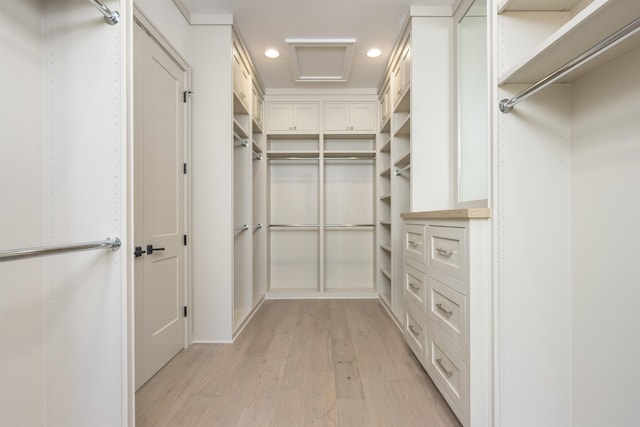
[401,211,490,427]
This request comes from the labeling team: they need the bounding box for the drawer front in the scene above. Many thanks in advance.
[428,276,467,350]
[405,224,426,264]
[427,226,467,282]
[426,326,466,422]
[404,263,427,312]
[404,303,427,363]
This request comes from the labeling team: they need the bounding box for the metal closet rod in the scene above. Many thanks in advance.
[0,237,121,263]
[394,164,410,176]
[88,0,120,25]
[500,16,640,113]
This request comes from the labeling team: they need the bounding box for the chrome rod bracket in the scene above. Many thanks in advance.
[88,0,120,25]
[499,99,513,114]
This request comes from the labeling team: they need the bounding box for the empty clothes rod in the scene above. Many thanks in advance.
[88,0,120,25]
[500,16,640,113]
[0,238,121,263]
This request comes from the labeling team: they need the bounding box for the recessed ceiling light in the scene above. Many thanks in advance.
[265,49,280,58]
[367,48,382,58]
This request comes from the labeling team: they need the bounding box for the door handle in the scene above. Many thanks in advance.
[146,244,165,255]
[134,246,146,257]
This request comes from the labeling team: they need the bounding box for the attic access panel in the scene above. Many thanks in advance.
[286,38,356,83]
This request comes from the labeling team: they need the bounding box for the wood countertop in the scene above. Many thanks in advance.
[401,208,491,220]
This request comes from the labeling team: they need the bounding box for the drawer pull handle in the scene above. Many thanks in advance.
[435,247,453,257]
[408,325,420,336]
[436,303,453,317]
[435,358,453,377]
[409,282,420,291]
[408,240,422,246]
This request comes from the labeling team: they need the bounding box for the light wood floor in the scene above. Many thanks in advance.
[136,299,461,427]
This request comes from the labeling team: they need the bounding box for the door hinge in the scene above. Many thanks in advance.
[183,306,188,317]
[183,234,187,246]
[183,90,193,103]
[183,163,187,174]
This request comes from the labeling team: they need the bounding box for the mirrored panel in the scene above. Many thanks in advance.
[457,0,488,205]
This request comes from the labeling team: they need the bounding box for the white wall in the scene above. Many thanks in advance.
[1,0,128,425]
[190,25,235,342]
[411,16,453,212]
[571,46,640,427]
[134,0,192,63]
[0,0,45,425]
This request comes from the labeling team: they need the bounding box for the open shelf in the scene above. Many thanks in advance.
[394,152,411,168]
[380,194,391,202]
[380,167,391,177]
[498,0,584,13]
[499,0,640,84]
[234,118,250,139]
[380,136,391,153]
[267,151,320,159]
[325,151,376,159]
[380,243,391,252]
[380,114,391,132]
[394,114,411,137]
[394,86,410,113]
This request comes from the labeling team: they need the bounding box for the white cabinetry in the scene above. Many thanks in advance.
[402,209,490,427]
[267,102,319,134]
[265,95,377,298]
[232,45,251,113]
[324,102,376,133]
[496,1,640,425]
[376,14,453,325]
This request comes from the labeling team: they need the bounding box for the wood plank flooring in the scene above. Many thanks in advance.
[136,299,461,427]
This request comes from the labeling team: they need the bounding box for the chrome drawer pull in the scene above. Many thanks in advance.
[408,325,420,336]
[435,358,453,377]
[436,303,453,317]
[408,240,423,246]
[408,282,420,291]
[435,247,453,257]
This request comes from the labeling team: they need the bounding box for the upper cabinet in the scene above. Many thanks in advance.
[391,41,411,109]
[324,102,376,134]
[252,84,264,131]
[233,45,251,113]
[267,102,319,134]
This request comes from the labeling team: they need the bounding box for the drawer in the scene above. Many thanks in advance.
[405,224,426,264]
[404,263,427,312]
[426,325,466,422]
[428,276,467,350]
[404,303,427,363]
[427,226,467,282]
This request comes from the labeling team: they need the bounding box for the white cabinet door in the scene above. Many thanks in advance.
[292,103,318,132]
[267,103,294,132]
[349,103,375,132]
[232,47,251,111]
[324,103,350,132]
[324,102,375,133]
[267,102,319,134]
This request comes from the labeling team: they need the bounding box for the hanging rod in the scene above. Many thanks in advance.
[0,237,121,263]
[269,224,320,228]
[500,16,640,113]
[394,164,410,176]
[267,157,319,161]
[252,224,263,229]
[234,225,249,231]
[234,138,249,147]
[252,150,263,160]
[88,0,120,25]
[325,224,375,228]
[324,157,375,161]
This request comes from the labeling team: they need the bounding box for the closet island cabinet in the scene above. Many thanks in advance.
[401,209,491,427]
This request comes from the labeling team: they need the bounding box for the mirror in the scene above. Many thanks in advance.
[456,0,488,206]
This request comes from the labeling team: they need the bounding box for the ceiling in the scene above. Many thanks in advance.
[176,0,458,91]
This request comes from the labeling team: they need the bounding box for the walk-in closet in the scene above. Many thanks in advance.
[2,0,639,426]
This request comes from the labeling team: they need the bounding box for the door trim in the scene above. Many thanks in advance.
[128,4,192,421]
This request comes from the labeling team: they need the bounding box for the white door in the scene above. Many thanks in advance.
[134,23,185,389]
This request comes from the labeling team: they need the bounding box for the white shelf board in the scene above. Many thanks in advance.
[500,0,640,84]
[498,0,584,13]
